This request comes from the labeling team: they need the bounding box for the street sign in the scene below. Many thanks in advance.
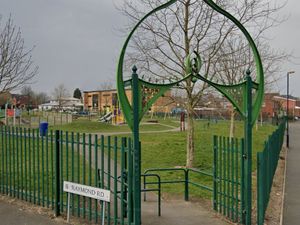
[63,181,110,224]
[63,181,110,202]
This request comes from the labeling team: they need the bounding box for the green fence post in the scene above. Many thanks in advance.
[107,136,111,224]
[121,138,126,224]
[37,129,40,205]
[1,126,4,194]
[184,169,189,201]
[19,128,23,200]
[82,133,86,218]
[257,152,264,225]
[132,66,141,225]
[8,126,12,196]
[241,138,245,224]
[55,130,60,216]
[113,136,118,225]
[94,134,98,223]
[46,130,49,208]
[244,72,252,225]
[213,135,218,211]
[88,134,92,221]
[127,138,133,224]
[12,126,15,198]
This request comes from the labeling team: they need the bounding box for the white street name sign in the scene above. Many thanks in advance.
[63,181,110,202]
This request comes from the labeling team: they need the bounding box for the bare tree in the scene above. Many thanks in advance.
[0,15,38,93]
[212,37,289,138]
[20,85,34,110]
[34,92,49,105]
[98,81,114,90]
[52,84,69,109]
[0,91,11,106]
[119,0,287,167]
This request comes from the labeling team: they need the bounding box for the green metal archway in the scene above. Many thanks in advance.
[116,1,264,225]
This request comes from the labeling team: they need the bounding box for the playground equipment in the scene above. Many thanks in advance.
[112,107,125,125]
[116,0,264,225]
[1,104,22,126]
[98,107,125,125]
[99,112,113,122]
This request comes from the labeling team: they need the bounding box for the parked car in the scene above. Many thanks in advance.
[78,111,89,116]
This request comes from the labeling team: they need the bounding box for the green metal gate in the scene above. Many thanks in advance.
[213,136,245,224]
[0,126,134,224]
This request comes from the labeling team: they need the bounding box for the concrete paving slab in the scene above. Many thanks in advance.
[0,197,67,225]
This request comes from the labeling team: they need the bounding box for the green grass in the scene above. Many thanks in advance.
[50,118,176,133]
[50,117,276,199]
[3,117,277,201]
[133,120,275,170]
[115,119,276,199]
[0,128,101,219]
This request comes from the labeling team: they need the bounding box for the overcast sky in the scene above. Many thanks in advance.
[1,0,300,97]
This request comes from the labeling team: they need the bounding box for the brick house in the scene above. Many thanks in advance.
[83,89,176,114]
[261,93,280,118]
[261,93,299,119]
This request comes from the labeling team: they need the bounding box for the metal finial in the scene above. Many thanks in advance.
[246,69,251,76]
[132,65,138,74]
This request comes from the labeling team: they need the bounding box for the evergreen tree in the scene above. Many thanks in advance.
[73,88,82,99]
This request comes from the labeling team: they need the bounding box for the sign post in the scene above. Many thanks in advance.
[63,181,110,225]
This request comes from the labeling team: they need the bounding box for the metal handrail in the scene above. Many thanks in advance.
[141,174,161,216]
[144,167,213,201]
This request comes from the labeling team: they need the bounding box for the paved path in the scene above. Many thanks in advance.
[0,197,67,225]
[283,121,300,225]
[141,195,229,225]
[91,122,181,137]
[84,122,229,225]
[0,195,228,225]
[78,122,227,225]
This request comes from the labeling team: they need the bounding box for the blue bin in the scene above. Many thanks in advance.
[39,122,48,136]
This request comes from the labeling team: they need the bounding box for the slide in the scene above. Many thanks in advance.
[98,112,113,123]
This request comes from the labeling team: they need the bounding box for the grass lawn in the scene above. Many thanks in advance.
[50,117,177,133]
[51,117,276,199]
[116,119,276,199]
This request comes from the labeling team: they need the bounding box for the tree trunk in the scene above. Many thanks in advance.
[186,104,195,168]
[229,109,235,139]
[256,119,258,131]
[184,0,195,168]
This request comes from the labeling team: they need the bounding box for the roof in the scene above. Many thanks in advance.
[279,95,299,100]
[83,89,117,93]
[39,102,58,107]
[39,99,83,107]
[273,96,297,102]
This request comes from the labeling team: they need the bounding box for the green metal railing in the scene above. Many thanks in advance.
[142,173,161,216]
[257,120,286,225]
[143,167,213,202]
[213,136,245,224]
[0,126,135,224]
